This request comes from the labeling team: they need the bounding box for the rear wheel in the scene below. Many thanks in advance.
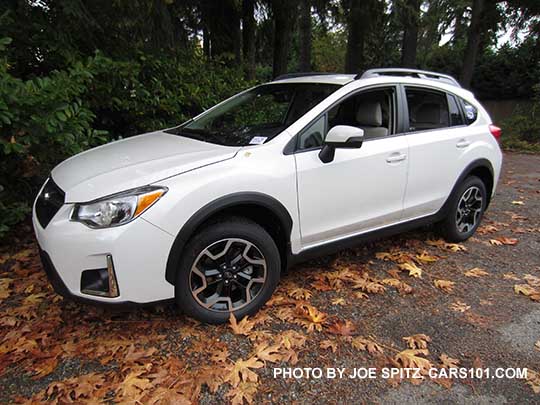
[439,175,487,242]
[175,218,280,323]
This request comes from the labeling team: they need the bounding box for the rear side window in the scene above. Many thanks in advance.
[460,99,478,125]
[405,87,450,132]
[448,95,464,126]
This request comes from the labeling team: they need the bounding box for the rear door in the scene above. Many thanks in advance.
[401,85,471,219]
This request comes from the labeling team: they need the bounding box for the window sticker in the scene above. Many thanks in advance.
[249,136,268,145]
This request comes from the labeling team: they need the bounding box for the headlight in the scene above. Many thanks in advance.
[71,186,167,229]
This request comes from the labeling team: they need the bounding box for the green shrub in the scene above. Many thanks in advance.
[500,83,540,151]
[0,38,252,241]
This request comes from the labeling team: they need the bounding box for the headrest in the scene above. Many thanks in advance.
[356,101,382,127]
[415,103,441,124]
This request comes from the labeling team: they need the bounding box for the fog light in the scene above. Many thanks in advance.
[80,255,119,297]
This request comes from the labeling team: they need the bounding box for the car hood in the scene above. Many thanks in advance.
[52,130,240,202]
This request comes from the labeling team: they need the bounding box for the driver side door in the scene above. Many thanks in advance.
[293,86,409,249]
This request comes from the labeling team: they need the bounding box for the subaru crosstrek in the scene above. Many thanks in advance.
[33,68,503,323]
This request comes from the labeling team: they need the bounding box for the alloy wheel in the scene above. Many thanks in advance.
[189,238,267,312]
[455,186,483,233]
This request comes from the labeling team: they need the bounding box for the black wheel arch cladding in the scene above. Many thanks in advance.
[165,192,293,285]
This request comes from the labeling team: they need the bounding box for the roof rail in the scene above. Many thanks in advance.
[357,68,461,88]
[274,72,340,81]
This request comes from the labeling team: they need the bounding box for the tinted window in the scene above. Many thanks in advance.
[448,95,464,126]
[405,87,449,132]
[166,83,339,147]
[461,99,478,125]
[328,87,395,140]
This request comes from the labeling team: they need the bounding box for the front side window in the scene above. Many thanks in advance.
[166,83,339,146]
[405,87,450,132]
[296,87,396,151]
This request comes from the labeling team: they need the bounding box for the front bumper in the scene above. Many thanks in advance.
[33,199,176,305]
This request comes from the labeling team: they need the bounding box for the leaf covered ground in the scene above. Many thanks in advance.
[1,152,539,404]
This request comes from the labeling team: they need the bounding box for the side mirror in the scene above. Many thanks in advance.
[319,125,364,163]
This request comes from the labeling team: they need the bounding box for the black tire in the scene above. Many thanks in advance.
[439,175,487,242]
[175,217,281,324]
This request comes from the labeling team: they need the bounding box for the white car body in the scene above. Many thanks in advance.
[33,70,503,307]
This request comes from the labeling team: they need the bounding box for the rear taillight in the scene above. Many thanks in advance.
[489,124,502,141]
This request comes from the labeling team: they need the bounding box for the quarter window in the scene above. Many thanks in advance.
[405,87,450,132]
[461,99,478,125]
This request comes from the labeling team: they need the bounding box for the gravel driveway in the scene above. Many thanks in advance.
[0,152,539,404]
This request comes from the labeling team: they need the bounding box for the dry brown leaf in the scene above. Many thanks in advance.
[331,297,346,306]
[382,278,413,294]
[295,304,328,332]
[320,339,338,353]
[398,262,423,278]
[426,239,467,252]
[434,279,455,293]
[514,284,540,301]
[490,237,519,246]
[253,342,283,364]
[439,354,460,369]
[116,369,153,400]
[403,334,431,349]
[354,291,369,299]
[226,357,264,387]
[503,272,521,281]
[524,274,540,287]
[226,382,258,405]
[464,268,489,278]
[229,313,256,336]
[395,349,432,374]
[450,301,471,313]
[351,337,384,355]
[534,340,540,352]
[415,251,439,263]
[288,288,312,300]
[526,369,540,394]
[326,319,357,336]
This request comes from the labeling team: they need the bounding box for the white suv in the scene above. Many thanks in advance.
[33,69,502,323]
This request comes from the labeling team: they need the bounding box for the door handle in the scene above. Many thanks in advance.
[386,152,407,163]
[456,139,471,148]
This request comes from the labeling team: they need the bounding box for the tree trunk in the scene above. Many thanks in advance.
[272,0,296,78]
[460,0,485,88]
[345,0,365,74]
[242,0,256,79]
[401,0,421,68]
[200,0,240,60]
[298,0,312,72]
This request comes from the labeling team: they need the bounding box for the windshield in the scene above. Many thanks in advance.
[166,83,340,146]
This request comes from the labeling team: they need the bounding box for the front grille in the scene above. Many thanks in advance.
[35,178,65,228]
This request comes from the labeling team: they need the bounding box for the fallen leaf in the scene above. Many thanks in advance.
[226,357,264,387]
[535,340,540,352]
[434,279,455,293]
[526,369,540,394]
[395,349,432,374]
[351,337,384,355]
[464,268,489,278]
[450,301,471,313]
[289,288,312,300]
[415,251,439,263]
[326,319,357,336]
[320,339,338,353]
[398,262,422,278]
[331,297,345,306]
[439,354,460,369]
[514,284,540,301]
[503,272,520,281]
[403,334,431,349]
[253,342,282,364]
[229,314,256,336]
[511,200,525,205]
[226,382,258,405]
[490,237,518,246]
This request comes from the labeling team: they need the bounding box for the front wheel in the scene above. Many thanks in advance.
[175,217,281,323]
[439,175,487,242]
